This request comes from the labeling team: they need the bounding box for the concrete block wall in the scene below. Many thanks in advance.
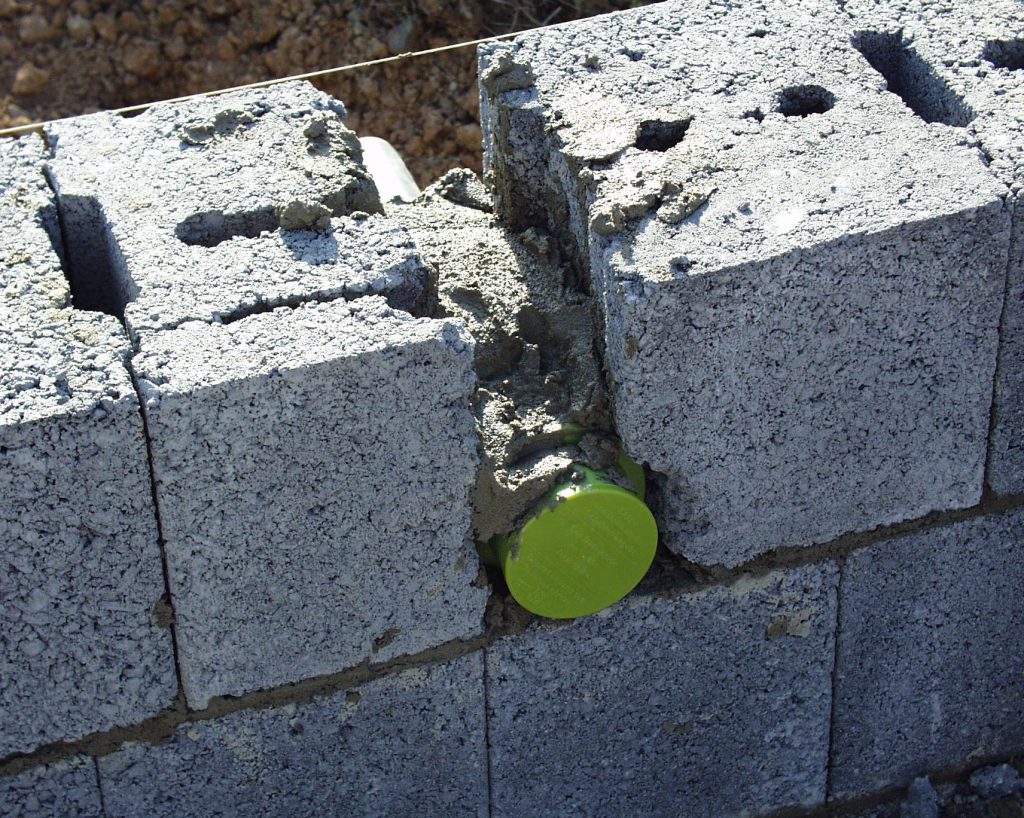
[474,0,1024,811]
[837,0,1024,498]
[39,82,488,711]
[479,0,1011,568]
[0,757,101,818]
[133,300,482,708]
[2,2,1023,817]
[96,652,487,817]
[832,512,1024,797]
[0,136,177,757]
[487,564,838,818]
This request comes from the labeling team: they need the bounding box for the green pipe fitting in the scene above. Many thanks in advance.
[480,454,658,619]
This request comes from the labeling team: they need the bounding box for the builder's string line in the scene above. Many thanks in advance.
[0,24,536,138]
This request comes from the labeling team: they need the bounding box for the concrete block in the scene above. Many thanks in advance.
[0,135,68,313]
[1,309,177,756]
[999,211,1024,495]
[486,562,838,818]
[831,509,1024,797]
[43,81,434,340]
[838,0,1024,494]
[1,180,176,754]
[480,1,1012,567]
[0,757,102,818]
[38,81,472,709]
[98,652,487,818]
[132,297,486,708]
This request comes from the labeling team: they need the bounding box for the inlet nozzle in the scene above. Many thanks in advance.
[481,456,658,619]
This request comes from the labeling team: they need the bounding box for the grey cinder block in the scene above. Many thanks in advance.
[41,82,483,707]
[1,135,176,756]
[132,298,486,708]
[480,0,1012,568]
[44,81,428,340]
[98,652,488,818]
[1,310,177,756]
[839,0,1024,494]
[0,757,102,818]
[830,510,1024,798]
[486,562,838,818]
[0,135,68,313]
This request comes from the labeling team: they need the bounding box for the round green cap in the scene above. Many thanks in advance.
[500,468,658,619]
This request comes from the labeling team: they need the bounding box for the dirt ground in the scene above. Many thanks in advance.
[0,0,646,185]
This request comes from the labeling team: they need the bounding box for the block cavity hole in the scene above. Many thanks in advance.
[635,118,691,152]
[983,39,1024,71]
[46,188,132,318]
[775,85,835,117]
[852,30,976,126]
[175,207,280,247]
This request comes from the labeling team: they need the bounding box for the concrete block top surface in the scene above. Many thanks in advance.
[0,135,134,429]
[44,81,436,337]
[46,80,379,225]
[124,211,429,338]
[842,0,1024,190]
[132,296,472,396]
[0,135,69,314]
[481,0,1007,279]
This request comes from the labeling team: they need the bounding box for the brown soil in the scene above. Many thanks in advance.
[0,0,646,186]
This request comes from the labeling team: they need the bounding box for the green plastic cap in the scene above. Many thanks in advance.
[499,466,658,619]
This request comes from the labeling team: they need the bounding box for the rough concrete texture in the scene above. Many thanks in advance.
[0,135,68,314]
[831,509,1024,797]
[971,764,1023,800]
[837,0,1024,495]
[387,169,616,542]
[1,309,177,756]
[844,767,1024,818]
[43,81,437,340]
[486,562,838,818]
[1,154,177,754]
[480,0,1012,567]
[901,778,942,818]
[0,756,102,818]
[132,297,485,708]
[98,653,487,818]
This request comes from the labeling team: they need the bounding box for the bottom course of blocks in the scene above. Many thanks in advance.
[486,563,839,818]
[0,757,102,818]
[95,652,488,818]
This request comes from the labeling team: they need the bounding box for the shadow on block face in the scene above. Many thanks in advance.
[852,30,976,127]
[49,192,133,318]
[174,207,280,247]
[983,38,1024,72]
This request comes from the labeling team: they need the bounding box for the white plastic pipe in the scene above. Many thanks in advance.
[359,136,420,203]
